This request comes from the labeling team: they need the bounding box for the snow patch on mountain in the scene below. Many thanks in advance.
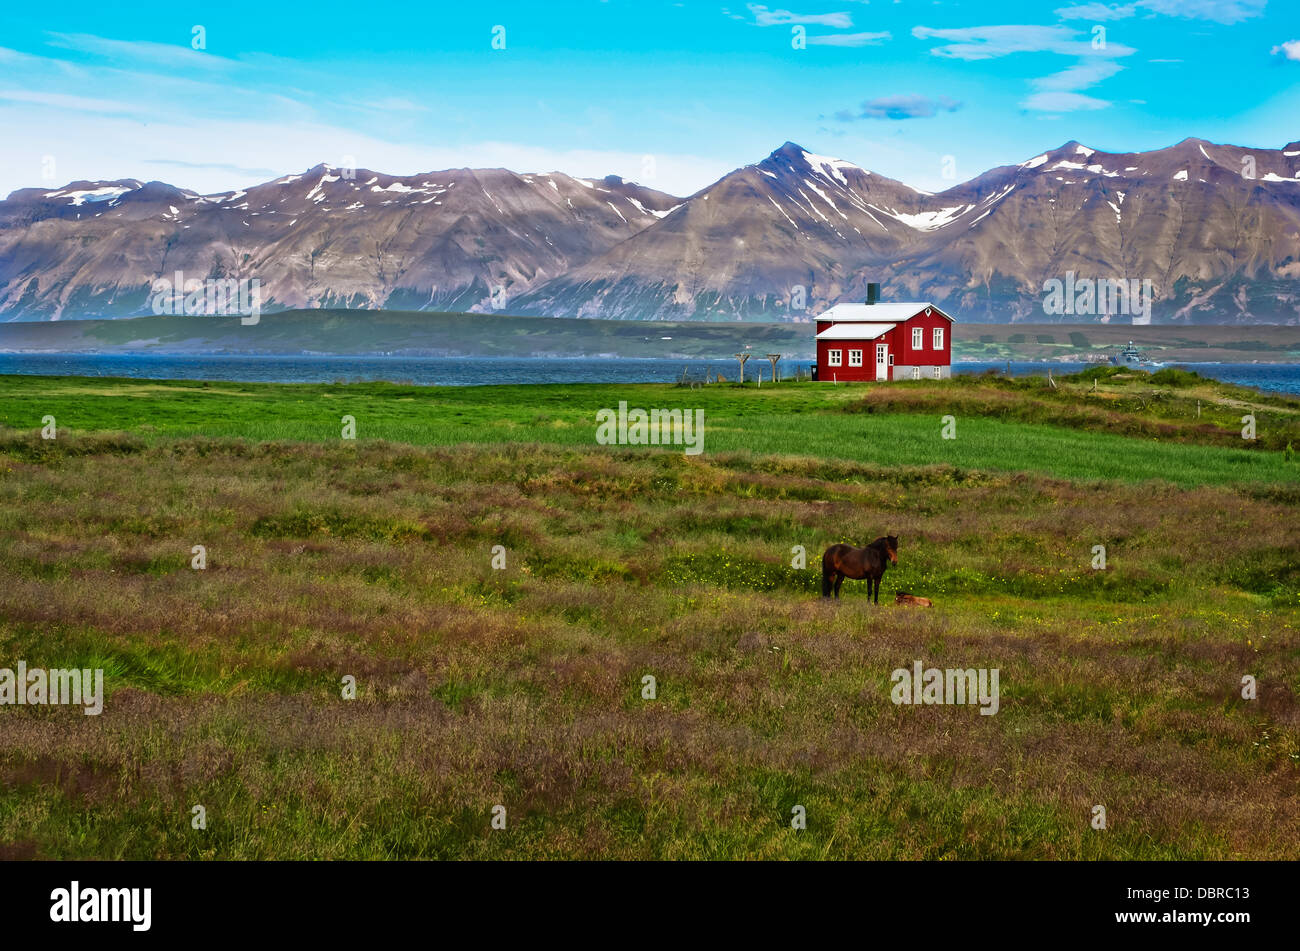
[43,185,135,205]
[800,150,861,187]
[870,203,972,231]
[802,179,848,220]
[767,195,798,229]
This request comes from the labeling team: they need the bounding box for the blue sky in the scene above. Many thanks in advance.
[1,0,1296,197]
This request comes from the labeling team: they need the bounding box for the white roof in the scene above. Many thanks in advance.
[816,302,950,322]
[816,322,895,340]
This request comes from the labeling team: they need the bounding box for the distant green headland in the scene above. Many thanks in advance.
[1,309,1298,363]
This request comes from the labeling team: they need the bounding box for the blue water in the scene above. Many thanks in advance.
[0,353,1298,395]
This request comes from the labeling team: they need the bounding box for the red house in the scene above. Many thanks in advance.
[815,284,953,382]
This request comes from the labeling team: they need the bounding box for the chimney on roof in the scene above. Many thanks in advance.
[866,282,880,305]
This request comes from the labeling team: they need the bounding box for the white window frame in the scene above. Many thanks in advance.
[848,349,863,367]
[933,327,944,350]
[911,366,920,380]
[912,327,923,350]
[933,366,942,379]
[828,349,842,367]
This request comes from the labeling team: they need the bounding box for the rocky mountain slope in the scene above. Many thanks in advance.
[513,138,1300,323]
[3,138,1298,323]
[0,165,679,320]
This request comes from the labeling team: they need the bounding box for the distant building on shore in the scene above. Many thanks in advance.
[814,283,954,382]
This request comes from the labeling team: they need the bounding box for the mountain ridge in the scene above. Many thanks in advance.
[3,137,1298,324]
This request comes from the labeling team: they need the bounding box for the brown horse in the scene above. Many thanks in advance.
[822,536,898,602]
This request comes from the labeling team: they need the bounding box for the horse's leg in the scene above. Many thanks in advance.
[821,561,832,599]
[833,573,844,599]
[874,576,880,604]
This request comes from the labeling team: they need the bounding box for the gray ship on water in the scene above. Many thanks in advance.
[1112,341,1164,368]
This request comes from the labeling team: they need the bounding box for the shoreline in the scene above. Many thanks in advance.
[2,350,1299,364]
[0,310,1297,366]
[3,355,1299,396]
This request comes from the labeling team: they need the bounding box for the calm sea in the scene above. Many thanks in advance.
[1,353,1298,395]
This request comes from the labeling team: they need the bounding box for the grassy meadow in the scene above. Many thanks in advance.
[0,367,1297,859]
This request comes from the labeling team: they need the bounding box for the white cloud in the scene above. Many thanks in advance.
[912,24,1131,113]
[1057,0,1265,22]
[44,32,239,71]
[1022,91,1112,111]
[1024,59,1125,111]
[144,158,281,178]
[1055,3,1137,19]
[0,46,43,64]
[746,5,853,27]
[0,99,729,198]
[807,31,891,46]
[0,39,735,198]
[1137,0,1265,24]
[1032,60,1124,91]
[912,24,1135,60]
[0,89,134,114]
[1272,40,1300,61]
[353,97,430,113]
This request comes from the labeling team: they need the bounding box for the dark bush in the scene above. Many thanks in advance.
[1149,367,1203,387]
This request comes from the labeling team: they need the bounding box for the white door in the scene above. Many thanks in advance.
[875,343,888,381]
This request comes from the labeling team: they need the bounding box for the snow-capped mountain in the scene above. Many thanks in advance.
[512,138,1300,323]
[3,138,1299,323]
[0,164,678,319]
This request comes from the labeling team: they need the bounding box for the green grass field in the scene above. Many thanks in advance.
[2,368,1298,485]
[0,368,1297,859]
